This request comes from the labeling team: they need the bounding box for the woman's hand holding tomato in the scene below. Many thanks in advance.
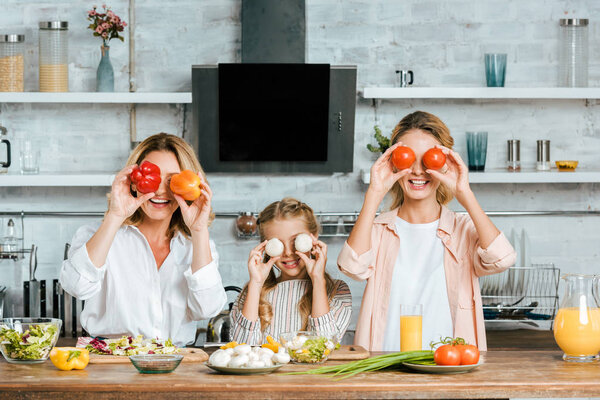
[296,236,327,282]
[425,146,473,205]
[247,241,280,286]
[433,337,480,365]
[108,165,156,222]
[368,142,413,198]
[173,172,213,233]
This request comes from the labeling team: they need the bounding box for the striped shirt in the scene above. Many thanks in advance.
[229,279,352,345]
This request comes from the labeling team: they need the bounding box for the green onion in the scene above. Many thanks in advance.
[284,350,434,380]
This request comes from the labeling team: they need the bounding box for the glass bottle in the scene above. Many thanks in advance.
[553,274,600,362]
[235,212,257,237]
[1,219,19,259]
[559,19,589,87]
[39,21,69,92]
[0,34,25,92]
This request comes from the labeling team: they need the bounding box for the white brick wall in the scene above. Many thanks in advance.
[1,1,600,330]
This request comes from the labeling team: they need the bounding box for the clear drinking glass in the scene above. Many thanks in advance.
[400,304,423,352]
[484,53,507,87]
[20,140,39,174]
[466,132,488,171]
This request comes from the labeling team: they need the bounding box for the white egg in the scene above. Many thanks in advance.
[233,344,252,355]
[224,347,235,355]
[259,347,274,357]
[209,350,231,368]
[247,360,266,368]
[294,233,313,253]
[259,352,274,364]
[228,354,249,368]
[265,238,284,257]
[272,352,291,364]
[247,352,259,361]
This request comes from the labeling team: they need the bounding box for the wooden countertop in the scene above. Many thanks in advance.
[0,350,598,399]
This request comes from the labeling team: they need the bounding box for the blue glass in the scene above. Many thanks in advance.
[96,45,114,92]
[466,132,487,171]
[485,53,507,87]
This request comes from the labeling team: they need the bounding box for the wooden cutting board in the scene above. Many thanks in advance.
[88,347,208,364]
[328,345,370,360]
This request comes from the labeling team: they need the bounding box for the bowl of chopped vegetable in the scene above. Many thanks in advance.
[279,331,337,364]
[0,318,62,364]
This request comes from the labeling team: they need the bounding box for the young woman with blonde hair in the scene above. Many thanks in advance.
[60,133,226,346]
[338,111,516,351]
[230,197,352,345]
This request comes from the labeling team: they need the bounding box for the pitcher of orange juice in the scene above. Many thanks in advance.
[553,274,600,362]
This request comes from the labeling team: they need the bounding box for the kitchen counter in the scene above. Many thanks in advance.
[0,350,598,399]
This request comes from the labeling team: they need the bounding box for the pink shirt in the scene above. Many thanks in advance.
[337,206,516,351]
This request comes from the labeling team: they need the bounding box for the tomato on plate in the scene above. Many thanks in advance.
[423,147,446,170]
[432,337,480,366]
[456,344,480,365]
[391,146,416,170]
[433,344,461,366]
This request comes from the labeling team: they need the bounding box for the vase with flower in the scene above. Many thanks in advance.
[87,4,127,92]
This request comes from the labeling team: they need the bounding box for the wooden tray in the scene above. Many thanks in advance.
[89,348,208,364]
[328,345,370,360]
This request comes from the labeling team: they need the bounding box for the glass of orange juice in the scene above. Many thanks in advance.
[553,274,600,362]
[400,304,423,352]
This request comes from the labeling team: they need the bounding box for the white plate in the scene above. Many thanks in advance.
[205,362,285,375]
[402,361,483,374]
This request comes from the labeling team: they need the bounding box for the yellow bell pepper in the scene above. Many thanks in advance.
[49,347,90,371]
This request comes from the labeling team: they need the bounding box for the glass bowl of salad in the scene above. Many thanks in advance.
[279,331,337,364]
[0,318,62,364]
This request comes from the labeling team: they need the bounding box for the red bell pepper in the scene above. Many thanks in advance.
[130,161,161,193]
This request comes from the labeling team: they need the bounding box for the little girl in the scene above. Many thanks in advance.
[338,111,516,352]
[230,197,352,345]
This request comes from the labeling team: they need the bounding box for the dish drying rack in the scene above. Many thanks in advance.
[480,264,560,329]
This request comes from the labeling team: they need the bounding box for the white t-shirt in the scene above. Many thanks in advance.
[382,217,453,351]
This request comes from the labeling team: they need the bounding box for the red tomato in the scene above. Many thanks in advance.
[434,344,461,366]
[423,147,446,170]
[391,146,416,170]
[456,344,480,365]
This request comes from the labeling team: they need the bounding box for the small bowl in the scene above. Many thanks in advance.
[555,160,578,172]
[129,354,183,374]
[0,318,62,364]
[279,331,337,364]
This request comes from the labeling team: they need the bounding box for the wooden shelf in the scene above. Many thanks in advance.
[362,87,600,99]
[361,169,600,184]
[0,173,114,187]
[0,92,192,104]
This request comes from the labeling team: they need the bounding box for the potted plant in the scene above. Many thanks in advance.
[366,125,391,155]
[87,4,127,92]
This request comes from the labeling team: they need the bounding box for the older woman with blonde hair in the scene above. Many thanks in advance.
[60,133,226,346]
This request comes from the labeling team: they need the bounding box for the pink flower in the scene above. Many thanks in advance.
[102,4,106,9]
[122,22,127,27]
[107,10,114,17]
[101,32,108,38]
[102,22,109,29]
[88,10,96,16]
[95,26,103,34]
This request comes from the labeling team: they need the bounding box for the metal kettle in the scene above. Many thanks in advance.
[206,286,242,343]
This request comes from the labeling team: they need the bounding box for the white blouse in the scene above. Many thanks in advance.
[59,222,227,347]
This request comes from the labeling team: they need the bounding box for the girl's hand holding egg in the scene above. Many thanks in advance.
[296,235,327,282]
[248,240,281,285]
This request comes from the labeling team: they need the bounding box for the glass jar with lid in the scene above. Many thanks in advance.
[559,18,589,87]
[0,34,25,92]
[38,21,68,92]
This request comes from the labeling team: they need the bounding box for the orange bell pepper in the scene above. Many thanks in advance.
[49,347,90,371]
[261,335,282,353]
[170,170,203,201]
